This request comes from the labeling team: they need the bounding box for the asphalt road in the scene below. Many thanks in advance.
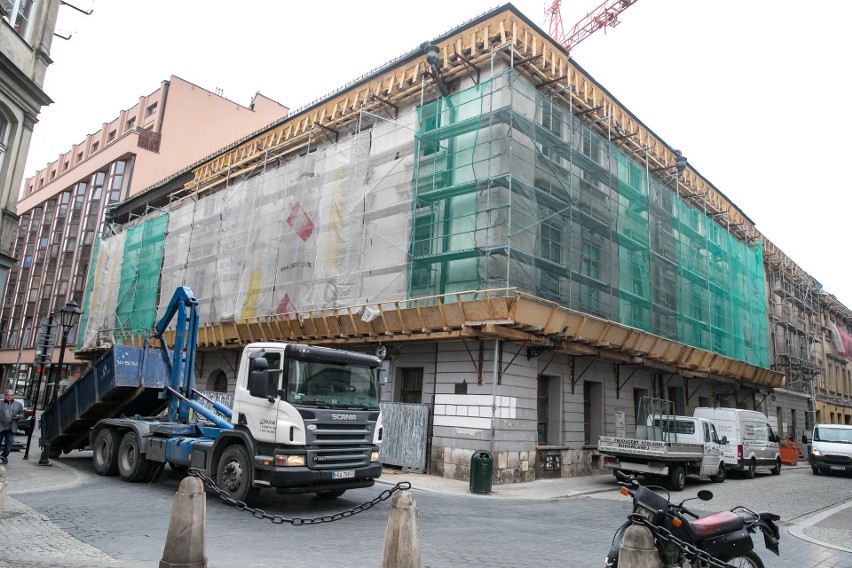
[11,453,852,568]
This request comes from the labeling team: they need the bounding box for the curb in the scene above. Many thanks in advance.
[786,498,852,553]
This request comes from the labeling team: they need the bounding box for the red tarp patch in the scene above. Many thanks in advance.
[287,203,314,242]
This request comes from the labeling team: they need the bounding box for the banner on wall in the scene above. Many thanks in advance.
[829,323,852,362]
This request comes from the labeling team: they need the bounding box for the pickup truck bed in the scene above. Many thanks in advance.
[41,345,171,453]
[598,436,705,461]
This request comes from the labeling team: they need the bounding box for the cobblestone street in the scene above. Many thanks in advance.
[2,450,851,567]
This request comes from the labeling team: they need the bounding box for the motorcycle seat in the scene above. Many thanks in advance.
[686,511,745,540]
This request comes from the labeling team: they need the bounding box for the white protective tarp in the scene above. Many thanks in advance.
[84,110,418,341]
[81,232,126,349]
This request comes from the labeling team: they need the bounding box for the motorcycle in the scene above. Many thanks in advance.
[605,470,780,568]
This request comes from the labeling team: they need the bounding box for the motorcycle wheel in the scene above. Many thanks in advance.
[725,551,764,568]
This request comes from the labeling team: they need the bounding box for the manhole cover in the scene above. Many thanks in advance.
[0,511,24,520]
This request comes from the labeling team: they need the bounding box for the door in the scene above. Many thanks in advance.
[238,348,283,444]
[700,421,722,475]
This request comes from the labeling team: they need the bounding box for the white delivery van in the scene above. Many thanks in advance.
[693,408,781,477]
[809,423,852,475]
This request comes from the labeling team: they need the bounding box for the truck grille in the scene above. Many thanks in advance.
[301,410,376,470]
[823,454,852,465]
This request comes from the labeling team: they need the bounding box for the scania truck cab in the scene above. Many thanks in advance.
[196,342,385,502]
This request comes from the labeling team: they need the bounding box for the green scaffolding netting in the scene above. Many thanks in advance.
[77,213,168,348]
[412,70,770,367]
[116,214,168,333]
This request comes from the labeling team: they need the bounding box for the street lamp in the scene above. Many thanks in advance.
[50,299,82,406]
[39,299,82,466]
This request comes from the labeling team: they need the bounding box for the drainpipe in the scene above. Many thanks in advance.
[491,338,499,457]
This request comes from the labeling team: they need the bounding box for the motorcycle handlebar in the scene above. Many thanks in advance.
[677,506,699,519]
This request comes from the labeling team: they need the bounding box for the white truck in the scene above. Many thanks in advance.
[41,287,385,504]
[599,415,727,491]
[693,407,781,477]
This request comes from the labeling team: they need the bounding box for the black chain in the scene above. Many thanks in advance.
[188,467,411,525]
[627,514,737,568]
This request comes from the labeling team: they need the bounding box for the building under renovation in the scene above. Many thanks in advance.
[75,4,851,482]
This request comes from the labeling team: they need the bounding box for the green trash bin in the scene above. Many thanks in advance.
[469,449,493,494]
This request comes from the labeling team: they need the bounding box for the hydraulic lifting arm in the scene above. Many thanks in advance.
[154,286,199,423]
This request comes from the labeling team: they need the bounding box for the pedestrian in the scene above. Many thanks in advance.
[1,389,24,464]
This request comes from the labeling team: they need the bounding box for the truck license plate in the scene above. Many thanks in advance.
[830,465,846,471]
[333,470,355,479]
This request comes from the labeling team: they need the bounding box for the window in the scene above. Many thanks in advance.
[419,102,440,155]
[126,117,136,130]
[146,102,158,117]
[0,114,8,173]
[399,368,423,403]
[581,239,600,279]
[540,219,562,264]
[3,0,35,40]
[207,370,229,393]
[108,130,116,142]
[91,141,99,152]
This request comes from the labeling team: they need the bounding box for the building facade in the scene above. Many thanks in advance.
[0,0,59,316]
[63,6,852,481]
[0,76,289,393]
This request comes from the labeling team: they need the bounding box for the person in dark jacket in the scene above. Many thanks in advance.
[1,389,24,464]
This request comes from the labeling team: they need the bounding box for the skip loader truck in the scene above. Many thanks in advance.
[40,287,385,503]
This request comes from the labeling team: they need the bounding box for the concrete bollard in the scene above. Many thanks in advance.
[380,490,421,568]
[160,475,207,568]
[618,524,663,568]
[0,465,6,514]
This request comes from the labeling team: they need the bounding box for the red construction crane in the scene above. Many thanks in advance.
[545,0,639,53]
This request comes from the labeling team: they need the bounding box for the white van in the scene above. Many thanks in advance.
[693,408,781,477]
[809,423,852,475]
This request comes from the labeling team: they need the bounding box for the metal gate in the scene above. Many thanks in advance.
[379,402,430,472]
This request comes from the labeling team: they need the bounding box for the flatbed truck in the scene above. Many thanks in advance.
[598,415,727,491]
[39,287,385,502]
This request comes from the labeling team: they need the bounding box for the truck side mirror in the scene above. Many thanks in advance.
[248,370,269,398]
[248,357,269,398]
[721,436,728,446]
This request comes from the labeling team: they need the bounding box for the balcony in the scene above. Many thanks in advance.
[137,129,161,153]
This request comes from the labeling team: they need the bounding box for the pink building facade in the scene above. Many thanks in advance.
[1,76,288,393]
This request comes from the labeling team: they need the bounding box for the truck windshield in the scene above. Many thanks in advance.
[813,427,852,443]
[285,356,379,410]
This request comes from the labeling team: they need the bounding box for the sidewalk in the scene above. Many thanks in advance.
[1,444,151,568]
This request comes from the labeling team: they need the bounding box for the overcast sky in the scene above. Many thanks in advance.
[26,1,852,307]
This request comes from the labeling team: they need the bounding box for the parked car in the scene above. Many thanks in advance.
[809,423,852,475]
[14,395,34,435]
[693,407,781,477]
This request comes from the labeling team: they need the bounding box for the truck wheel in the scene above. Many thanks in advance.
[117,431,153,482]
[216,445,259,504]
[92,429,121,476]
[745,458,756,479]
[770,458,781,476]
[669,465,686,491]
[710,463,726,483]
[315,490,346,500]
[812,466,820,476]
